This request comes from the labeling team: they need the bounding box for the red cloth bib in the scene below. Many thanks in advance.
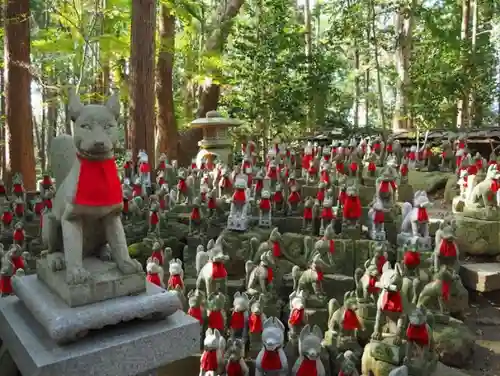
[338,191,346,206]
[273,191,283,203]
[272,241,281,257]
[123,161,132,169]
[288,191,301,204]
[440,240,457,257]
[260,199,271,211]
[188,306,203,323]
[208,310,224,331]
[406,324,429,346]
[327,239,335,254]
[368,162,376,172]
[417,207,428,222]
[42,175,53,186]
[336,162,345,174]
[343,196,361,219]
[168,274,183,289]
[261,350,282,370]
[288,308,304,325]
[321,207,334,220]
[208,198,217,210]
[302,155,313,170]
[0,185,5,194]
[303,207,313,220]
[150,212,159,225]
[343,308,361,330]
[201,350,218,371]
[151,250,163,265]
[321,170,330,183]
[45,198,53,209]
[442,280,450,301]
[317,189,325,202]
[381,291,403,312]
[226,361,243,376]
[249,313,263,333]
[316,269,324,282]
[403,251,420,268]
[13,229,24,242]
[233,189,246,203]
[221,177,233,189]
[266,266,274,283]
[350,162,358,173]
[139,162,151,173]
[133,185,142,197]
[374,210,385,224]
[2,211,12,225]
[400,164,409,176]
[13,183,23,194]
[74,157,122,206]
[256,180,263,192]
[212,262,227,279]
[177,179,187,193]
[296,358,318,376]
[379,181,391,193]
[0,275,12,294]
[12,256,24,271]
[147,273,161,286]
[190,207,201,220]
[368,276,380,294]
[386,144,393,153]
[230,311,245,330]
[158,161,166,170]
[34,202,44,215]
[15,204,24,216]
[373,143,381,151]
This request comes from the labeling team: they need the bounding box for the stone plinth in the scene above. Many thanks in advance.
[0,296,198,376]
[13,274,182,344]
[455,214,500,256]
[397,183,414,203]
[37,255,146,307]
[460,263,500,292]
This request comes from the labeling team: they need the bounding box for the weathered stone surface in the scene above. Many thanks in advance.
[397,183,414,203]
[37,255,146,307]
[184,277,245,297]
[13,274,182,344]
[0,296,198,376]
[409,170,454,195]
[444,175,459,205]
[455,214,500,256]
[460,263,500,292]
[433,318,475,368]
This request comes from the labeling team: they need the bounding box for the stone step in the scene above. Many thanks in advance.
[460,262,500,292]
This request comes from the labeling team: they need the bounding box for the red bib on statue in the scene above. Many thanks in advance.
[296,358,317,376]
[261,350,282,370]
[230,311,245,330]
[201,350,218,371]
[74,157,122,206]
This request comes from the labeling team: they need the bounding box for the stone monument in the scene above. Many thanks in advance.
[0,90,198,376]
[191,110,242,168]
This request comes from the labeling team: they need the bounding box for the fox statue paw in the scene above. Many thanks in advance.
[117,258,143,274]
[66,266,91,285]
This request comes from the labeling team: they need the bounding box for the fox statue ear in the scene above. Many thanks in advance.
[68,88,84,122]
[105,92,120,119]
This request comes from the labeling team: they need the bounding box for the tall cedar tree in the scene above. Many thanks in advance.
[5,0,36,189]
[156,4,177,160]
[129,0,156,164]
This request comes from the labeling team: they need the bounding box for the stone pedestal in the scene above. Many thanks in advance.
[13,274,182,344]
[455,213,500,256]
[396,232,432,251]
[0,296,199,376]
[396,183,414,203]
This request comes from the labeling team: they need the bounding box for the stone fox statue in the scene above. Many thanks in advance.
[42,90,143,284]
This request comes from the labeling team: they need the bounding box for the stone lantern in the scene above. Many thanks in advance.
[190,110,242,168]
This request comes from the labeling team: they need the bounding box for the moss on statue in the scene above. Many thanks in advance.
[433,318,474,368]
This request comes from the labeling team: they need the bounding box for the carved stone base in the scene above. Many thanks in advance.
[361,338,405,376]
[12,274,182,344]
[370,230,386,241]
[462,205,500,221]
[227,215,249,231]
[396,233,432,251]
[37,254,146,307]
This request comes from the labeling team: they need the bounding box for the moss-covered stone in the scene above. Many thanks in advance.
[433,318,474,368]
[455,214,500,255]
[408,170,454,195]
[128,242,150,265]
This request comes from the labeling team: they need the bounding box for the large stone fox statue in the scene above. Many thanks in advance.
[42,90,143,284]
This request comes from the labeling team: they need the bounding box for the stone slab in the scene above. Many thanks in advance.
[36,255,146,307]
[0,296,199,376]
[460,262,500,292]
[13,274,182,344]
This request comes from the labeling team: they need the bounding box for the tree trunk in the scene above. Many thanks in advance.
[0,2,4,177]
[304,0,313,131]
[392,0,416,132]
[46,80,57,172]
[456,0,471,128]
[370,0,385,128]
[469,0,478,125]
[354,48,360,128]
[4,0,36,189]
[196,0,246,118]
[156,4,177,161]
[129,0,156,162]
